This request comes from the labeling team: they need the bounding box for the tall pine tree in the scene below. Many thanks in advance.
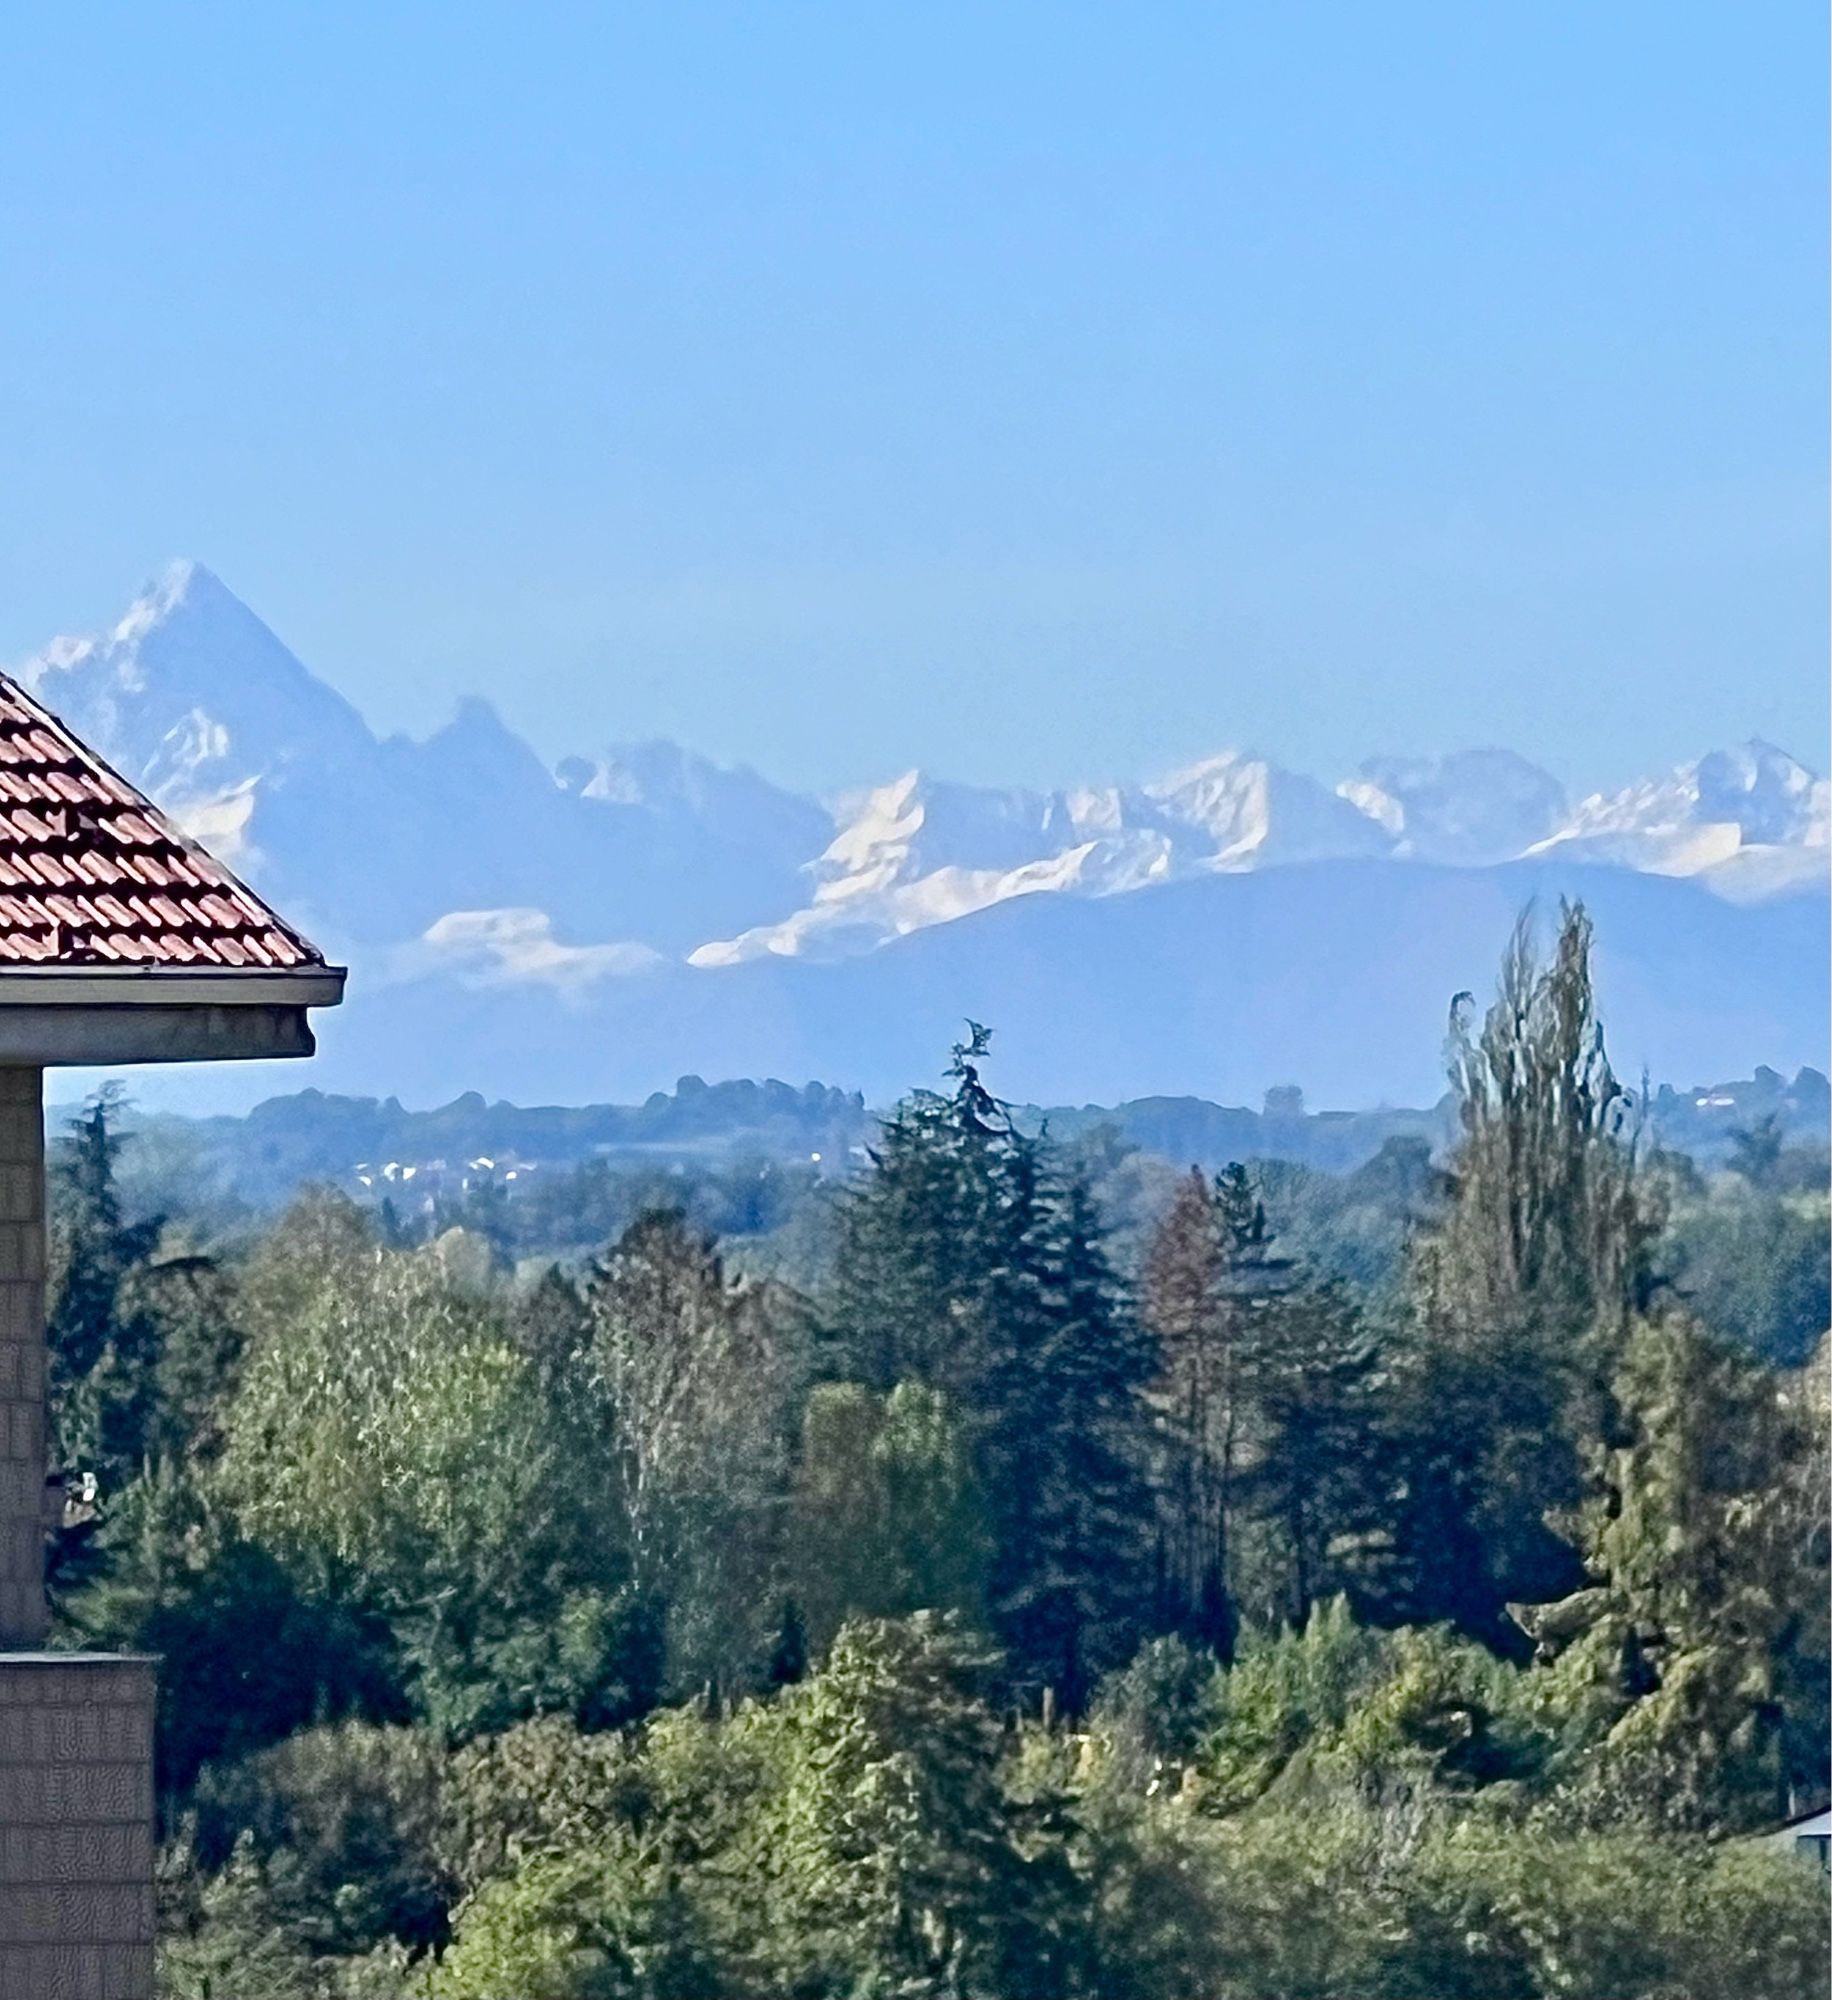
[982,1167,1155,1710]
[833,1030,1155,1706]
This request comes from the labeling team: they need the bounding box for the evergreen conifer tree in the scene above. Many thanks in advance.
[828,1025,1019,1401]
[833,1030,1155,1705]
[983,1170,1155,1709]
[1535,1314,1824,1832]
[1235,1282,1382,1628]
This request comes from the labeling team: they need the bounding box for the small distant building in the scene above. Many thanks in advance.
[1768,1807,1832,1872]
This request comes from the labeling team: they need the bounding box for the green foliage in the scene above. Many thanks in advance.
[47,1089,167,1488]
[1534,1314,1825,1832]
[760,1612,1082,1996]
[216,1209,647,1735]
[1194,1596,1393,1810]
[983,1165,1156,1707]
[833,1029,1155,1705]
[429,1844,720,2000]
[157,1833,327,2000]
[789,1380,991,1653]
[1087,1633,1225,1791]
[44,1087,247,1625]
[1187,1809,1831,2000]
[829,1023,1023,1403]
[582,1208,798,1695]
[1394,902,1664,1638]
[1142,1164,1387,1651]
[1141,1163,1244,1654]
[1183,1599,1546,1816]
[31,917,1825,1994]
[188,1722,453,1958]
[438,1715,636,1894]
[1252,1135,1443,1296]
[1664,1180,1829,1368]
[1427,903,1659,1337]
[1234,1280,1384,1627]
[65,1463,402,1795]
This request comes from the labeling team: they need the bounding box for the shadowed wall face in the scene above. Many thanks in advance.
[0,1066,43,1651]
[0,1066,156,1995]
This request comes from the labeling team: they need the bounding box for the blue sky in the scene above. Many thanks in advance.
[1,2,1823,795]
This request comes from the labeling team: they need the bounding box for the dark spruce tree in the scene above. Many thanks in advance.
[983,1168,1156,1711]
[1233,1280,1384,1628]
[833,1029,1156,1707]
[828,1024,1019,1402]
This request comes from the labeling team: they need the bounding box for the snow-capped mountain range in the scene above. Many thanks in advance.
[13,562,1828,1109]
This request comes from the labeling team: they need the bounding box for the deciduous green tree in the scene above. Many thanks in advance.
[788,1380,991,1655]
[219,1233,645,1735]
[583,1209,794,1693]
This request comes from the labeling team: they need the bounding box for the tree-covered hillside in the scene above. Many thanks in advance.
[39,905,1830,1998]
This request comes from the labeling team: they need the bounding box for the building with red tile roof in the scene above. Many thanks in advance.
[0,670,323,969]
[0,672,342,1061]
[0,663,343,1994]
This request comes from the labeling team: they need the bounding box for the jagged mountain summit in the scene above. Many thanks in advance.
[18,561,824,962]
[693,753,1396,966]
[12,563,1826,1108]
[1340,749,1573,866]
[1528,740,1831,901]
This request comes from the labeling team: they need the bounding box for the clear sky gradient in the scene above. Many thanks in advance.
[1,2,1824,796]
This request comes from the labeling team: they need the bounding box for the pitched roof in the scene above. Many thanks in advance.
[0,673,326,971]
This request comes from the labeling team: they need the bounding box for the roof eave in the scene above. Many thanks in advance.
[0,966,345,1009]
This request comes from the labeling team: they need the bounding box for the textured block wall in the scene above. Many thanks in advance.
[0,1065,43,1652]
[0,1655,156,1998]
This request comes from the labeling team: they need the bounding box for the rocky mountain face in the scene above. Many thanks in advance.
[14,562,1827,1108]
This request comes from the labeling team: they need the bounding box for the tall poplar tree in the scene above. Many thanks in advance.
[1395,901,1663,1639]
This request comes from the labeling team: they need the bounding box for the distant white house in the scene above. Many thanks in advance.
[1767,1807,1831,1871]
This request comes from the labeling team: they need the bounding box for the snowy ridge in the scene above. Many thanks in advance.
[12,563,1828,993]
[1526,741,1831,902]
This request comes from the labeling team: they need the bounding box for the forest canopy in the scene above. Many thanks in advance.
[40,904,1830,2000]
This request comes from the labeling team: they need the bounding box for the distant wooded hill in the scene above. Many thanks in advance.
[86,1063,1830,1216]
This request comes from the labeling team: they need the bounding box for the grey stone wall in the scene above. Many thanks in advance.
[0,1654,155,1999]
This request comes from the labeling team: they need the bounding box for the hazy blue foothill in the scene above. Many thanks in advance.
[95,1063,1831,1221]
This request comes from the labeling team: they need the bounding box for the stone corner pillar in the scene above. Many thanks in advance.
[0,1064,44,1653]
[0,1067,157,1997]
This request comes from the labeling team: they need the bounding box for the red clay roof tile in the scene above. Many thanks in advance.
[0,674,328,972]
